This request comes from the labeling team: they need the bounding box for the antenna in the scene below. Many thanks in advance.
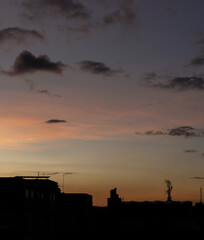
[190,177,204,203]
[45,171,73,193]
[62,173,65,193]
[29,171,73,193]
[200,187,202,203]
[164,179,173,202]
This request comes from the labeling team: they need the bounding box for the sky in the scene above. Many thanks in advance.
[0,0,204,206]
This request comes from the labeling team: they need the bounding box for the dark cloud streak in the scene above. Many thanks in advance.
[77,60,123,76]
[42,171,74,175]
[0,27,44,46]
[46,119,67,124]
[146,75,204,91]
[21,0,91,20]
[183,149,198,153]
[191,177,204,180]
[190,56,204,66]
[37,89,60,98]
[135,126,204,138]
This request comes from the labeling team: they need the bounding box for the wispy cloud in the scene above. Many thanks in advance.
[135,126,204,138]
[145,73,204,91]
[20,0,91,21]
[37,89,60,98]
[159,77,204,90]
[67,24,91,34]
[0,27,44,48]
[2,50,67,75]
[191,177,204,179]
[190,56,204,66]
[43,171,74,175]
[24,79,61,98]
[103,0,139,28]
[183,149,198,153]
[77,60,123,76]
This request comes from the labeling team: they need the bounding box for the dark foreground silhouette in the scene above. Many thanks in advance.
[0,177,203,239]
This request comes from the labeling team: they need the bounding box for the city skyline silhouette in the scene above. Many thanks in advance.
[0,176,204,239]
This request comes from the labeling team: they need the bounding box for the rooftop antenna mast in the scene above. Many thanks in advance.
[164,179,173,202]
[62,173,65,193]
[61,172,73,193]
[190,177,204,203]
[34,171,73,193]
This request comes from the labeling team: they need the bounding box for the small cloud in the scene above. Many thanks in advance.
[144,72,157,81]
[67,24,91,34]
[77,60,123,76]
[2,50,67,76]
[37,89,61,98]
[37,89,51,95]
[64,172,74,175]
[20,0,91,21]
[168,126,198,137]
[103,0,139,28]
[183,149,198,153]
[24,79,60,97]
[147,75,204,91]
[135,126,204,138]
[143,130,165,136]
[191,177,204,180]
[46,172,59,175]
[103,8,136,27]
[46,119,67,124]
[0,27,44,48]
[190,56,204,66]
[66,24,95,42]
[42,171,74,175]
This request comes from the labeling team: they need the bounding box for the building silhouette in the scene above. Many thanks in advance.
[107,188,122,207]
[0,176,93,239]
[60,193,92,210]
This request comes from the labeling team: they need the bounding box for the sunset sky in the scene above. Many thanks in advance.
[0,0,204,206]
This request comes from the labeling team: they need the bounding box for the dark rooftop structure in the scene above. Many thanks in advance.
[107,188,122,207]
[0,176,60,205]
[60,193,93,210]
[0,176,61,238]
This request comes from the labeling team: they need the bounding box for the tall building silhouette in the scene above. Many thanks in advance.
[107,188,122,207]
